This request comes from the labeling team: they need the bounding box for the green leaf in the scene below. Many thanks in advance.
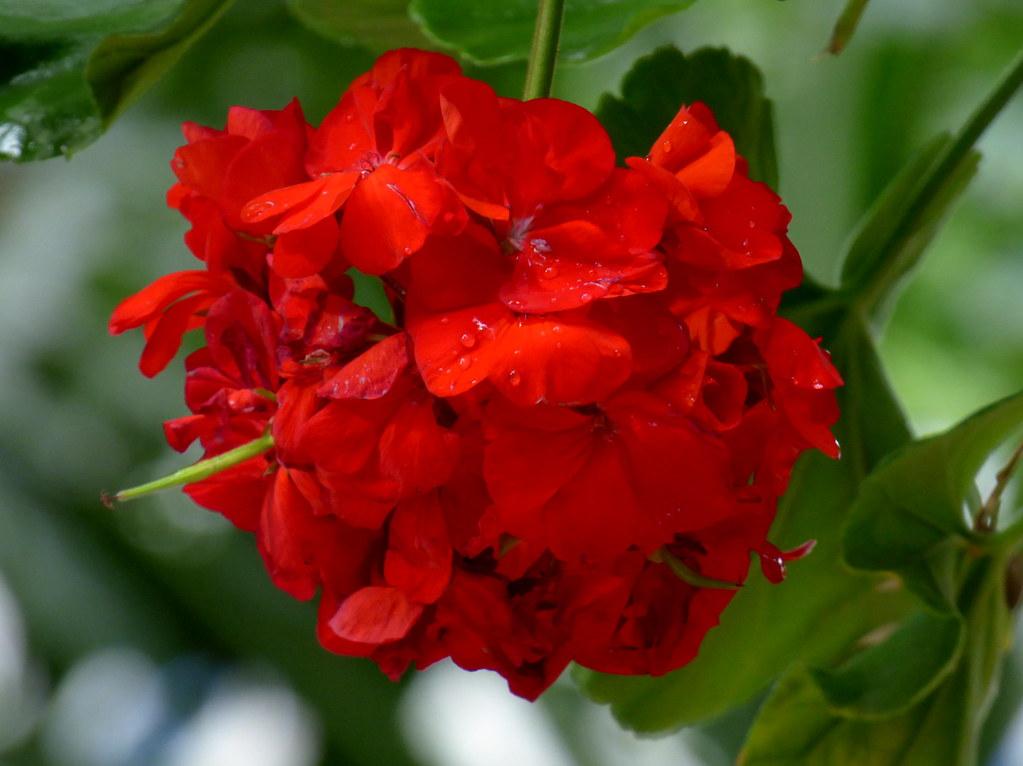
[741,558,1010,766]
[826,0,871,55]
[596,46,778,188]
[844,390,1023,579]
[810,611,965,719]
[408,0,698,66]
[840,50,1023,320]
[285,0,429,49]
[574,314,915,732]
[0,0,233,162]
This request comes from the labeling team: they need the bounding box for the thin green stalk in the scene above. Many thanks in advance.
[857,50,1023,316]
[651,549,742,590]
[826,0,870,55]
[105,432,274,505]
[522,0,566,100]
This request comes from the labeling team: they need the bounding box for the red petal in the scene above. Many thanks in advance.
[340,163,461,274]
[319,334,411,400]
[488,316,632,406]
[109,271,223,334]
[509,99,615,210]
[270,216,339,278]
[500,220,666,313]
[676,131,736,198]
[647,104,717,170]
[328,586,423,644]
[139,292,215,377]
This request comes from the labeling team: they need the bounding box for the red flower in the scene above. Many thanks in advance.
[241,49,466,275]
[110,48,844,702]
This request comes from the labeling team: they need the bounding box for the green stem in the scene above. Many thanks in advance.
[105,432,274,505]
[826,0,870,55]
[650,549,742,590]
[857,49,1023,316]
[522,0,566,100]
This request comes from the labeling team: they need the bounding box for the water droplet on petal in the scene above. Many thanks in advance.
[507,369,521,387]
[457,356,472,370]
[661,139,673,152]
[532,238,552,254]
[542,264,559,278]
[459,332,476,349]
[579,291,592,303]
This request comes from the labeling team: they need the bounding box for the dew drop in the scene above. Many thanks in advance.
[661,139,673,153]
[507,369,521,387]
[579,291,592,303]
[457,356,472,370]
[459,332,476,348]
[542,264,559,278]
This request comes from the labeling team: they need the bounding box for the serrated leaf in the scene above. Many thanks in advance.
[285,0,429,49]
[840,50,1023,321]
[741,558,1010,766]
[0,0,233,162]
[408,0,698,66]
[574,314,914,732]
[844,391,1023,581]
[596,46,778,188]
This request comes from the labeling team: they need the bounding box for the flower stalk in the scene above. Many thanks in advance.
[523,0,566,100]
[104,432,274,507]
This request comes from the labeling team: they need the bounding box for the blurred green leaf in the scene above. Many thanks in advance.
[0,0,233,162]
[285,0,429,49]
[408,0,698,65]
[844,390,1023,581]
[840,50,1023,321]
[595,46,778,188]
[810,611,965,718]
[826,0,870,55]
[575,311,915,732]
[741,557,1011,766]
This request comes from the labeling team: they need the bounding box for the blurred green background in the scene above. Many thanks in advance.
[0,1,1020,764]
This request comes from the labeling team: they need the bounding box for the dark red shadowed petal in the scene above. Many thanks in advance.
[384,495,452,603]
[378,398,460,494]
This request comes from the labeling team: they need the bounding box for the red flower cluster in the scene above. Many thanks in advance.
[110,49,841,699]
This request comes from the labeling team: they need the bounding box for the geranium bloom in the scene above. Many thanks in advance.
[110,48,841,701]
[241,49,467,276]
